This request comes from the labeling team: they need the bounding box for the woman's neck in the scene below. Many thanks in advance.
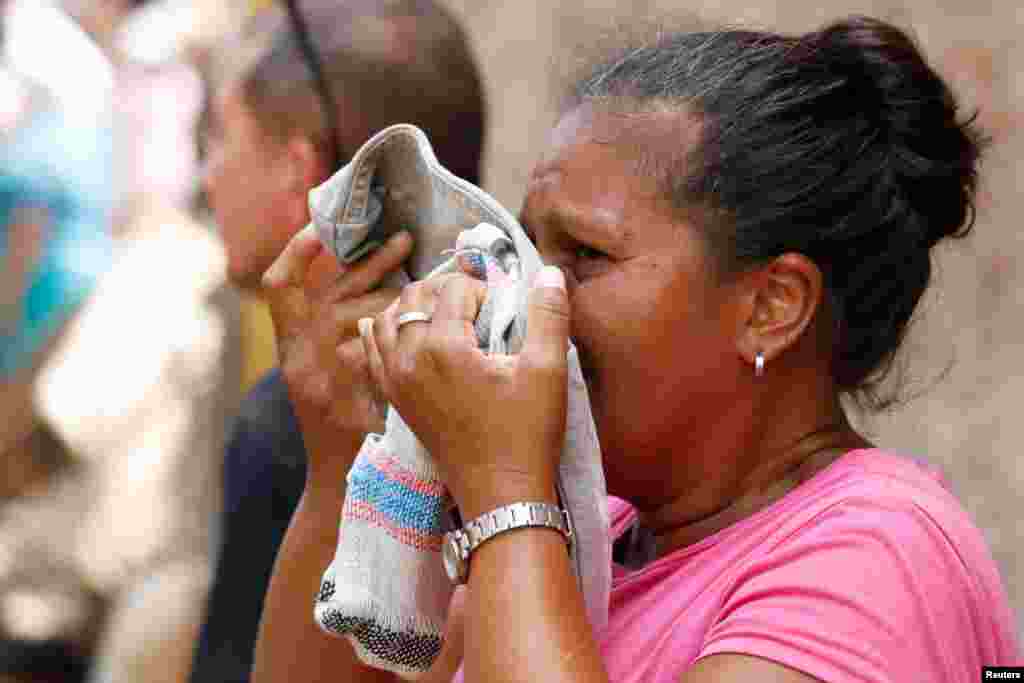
[635,394,873,557]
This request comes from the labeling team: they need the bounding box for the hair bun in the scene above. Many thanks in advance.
[805,17,984,248]
[812,17,942,134]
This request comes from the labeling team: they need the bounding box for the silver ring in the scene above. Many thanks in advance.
[396,311,432,330]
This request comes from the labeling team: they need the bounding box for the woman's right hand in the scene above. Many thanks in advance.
[261,226,414,482]
[256,227,468,683]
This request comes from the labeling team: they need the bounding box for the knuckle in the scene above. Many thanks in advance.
[331,309,362,338]
[519,352,565,379]
[260,268,284,292]
[440,272,471,295]
[336,339,363,366]
[280,348,310,385]
[450,346,483,378]
[306,376,332,406]
[424,332,463,371]
[394,352,419,382]
[423,331,448,358]
[325,271,354,301]
[532,290,570,319]
[284,366,328,407]
[370,311,387,337]
[365,293,394,318]
[280,361,303,390]
[439,271,464,287]
[481,359,509,384]
[399,280,424,304]
[427,273,456,302]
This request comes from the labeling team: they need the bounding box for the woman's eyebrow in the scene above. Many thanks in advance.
[550,202,629,250]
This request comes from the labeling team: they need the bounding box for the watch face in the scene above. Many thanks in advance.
[442,535,464,583]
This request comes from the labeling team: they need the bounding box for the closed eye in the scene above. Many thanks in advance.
[571,242,614,282]
[575,244,606,261]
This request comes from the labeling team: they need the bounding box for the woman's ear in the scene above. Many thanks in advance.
[736,252,823,369]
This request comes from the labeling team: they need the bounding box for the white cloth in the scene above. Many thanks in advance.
[309,125,610,678]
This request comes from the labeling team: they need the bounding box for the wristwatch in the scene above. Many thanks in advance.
[441,501,573,584]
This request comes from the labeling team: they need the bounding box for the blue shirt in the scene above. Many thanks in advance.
[189,369,307,683]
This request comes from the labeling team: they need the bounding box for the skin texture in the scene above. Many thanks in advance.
[257,104,873,681]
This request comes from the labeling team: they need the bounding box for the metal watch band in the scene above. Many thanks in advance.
[443,501,573,584]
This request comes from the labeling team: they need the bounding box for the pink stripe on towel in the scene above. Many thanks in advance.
[345,499,444,552]
[365,446,449,499]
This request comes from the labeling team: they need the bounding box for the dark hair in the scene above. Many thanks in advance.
[0,639,89,683]
[572,16,986,408]
[237,0,486,184]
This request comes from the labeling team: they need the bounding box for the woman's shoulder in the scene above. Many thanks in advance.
[612,448,1010,607]
[698,448,1023,677]
[758,448,997,569]
[604,450,1021,680]
[610,448,976,551]
[797,448,982,542]
[747,448,1017,646]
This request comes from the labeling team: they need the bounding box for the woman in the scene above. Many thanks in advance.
[256,16,1021,683]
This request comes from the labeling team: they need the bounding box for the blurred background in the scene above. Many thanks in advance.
[0,0,1019,681]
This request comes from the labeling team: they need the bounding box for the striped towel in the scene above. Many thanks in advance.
[309,125,610,679]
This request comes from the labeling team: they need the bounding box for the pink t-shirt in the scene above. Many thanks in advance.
[600,449,1022,682]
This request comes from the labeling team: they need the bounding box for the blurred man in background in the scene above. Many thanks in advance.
[189,1,486,681]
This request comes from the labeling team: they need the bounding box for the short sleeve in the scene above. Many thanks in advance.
[698,496,1014,683]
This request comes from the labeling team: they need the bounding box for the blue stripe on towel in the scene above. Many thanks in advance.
[347,459,446,533]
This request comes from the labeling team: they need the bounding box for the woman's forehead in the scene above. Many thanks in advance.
[535,103,620,173]
[536,103,699,186]
[527,108,682,221]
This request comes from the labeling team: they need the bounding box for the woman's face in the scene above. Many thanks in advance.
[520,105,748,502]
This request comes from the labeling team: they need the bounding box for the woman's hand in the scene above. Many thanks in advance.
[358,266,570,518]
[262,226,413,482]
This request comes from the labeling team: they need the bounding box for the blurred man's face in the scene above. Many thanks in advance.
[203,82,305,291]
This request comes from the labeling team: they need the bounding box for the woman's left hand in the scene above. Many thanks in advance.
[358,265,570,518]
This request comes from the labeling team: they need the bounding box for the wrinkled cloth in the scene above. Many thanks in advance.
[309,124,610,678]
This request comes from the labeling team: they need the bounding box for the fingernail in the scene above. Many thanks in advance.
[536,265,565,291]
[358,317,374,338]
